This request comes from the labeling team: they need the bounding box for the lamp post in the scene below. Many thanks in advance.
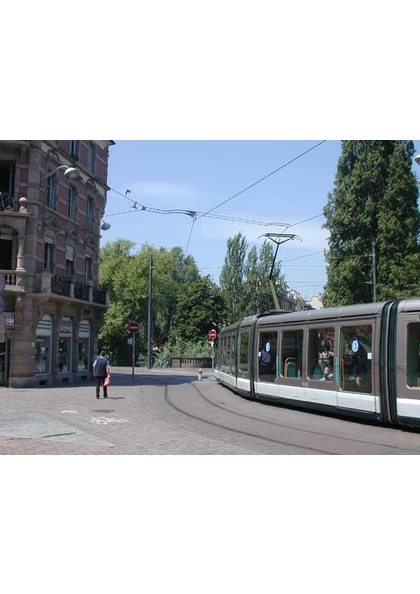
[55,165,80,179]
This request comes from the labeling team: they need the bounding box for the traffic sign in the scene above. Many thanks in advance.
[208,329,217,340]
[128,321,140,333]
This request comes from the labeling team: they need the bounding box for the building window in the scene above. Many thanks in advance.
[86,197,94,231]
[85,255,92,282]
[88,142,96,173]
[44,242,54,271]
[66,245,74,278]
[67,186,76,219]
[46,171,57,209]
[70,140,80,160]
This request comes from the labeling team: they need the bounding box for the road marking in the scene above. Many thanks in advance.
[62,410,79,414]
[90,417,128,425]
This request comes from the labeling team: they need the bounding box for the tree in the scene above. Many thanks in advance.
[98,241,202,364]
[171,276,227,342]
[220,232,287,323]
[220,232,248,322]
[243,241,286,315]
[323,141,420,307]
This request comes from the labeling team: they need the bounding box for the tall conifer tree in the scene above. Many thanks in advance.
[323,141,420,306]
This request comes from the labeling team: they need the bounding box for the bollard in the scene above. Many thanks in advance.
[197,368,203,381]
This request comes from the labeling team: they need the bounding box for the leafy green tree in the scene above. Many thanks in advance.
[220,232,248,322]
[323,141,420,307]
[170,275,227,342]
[220,232,287,322]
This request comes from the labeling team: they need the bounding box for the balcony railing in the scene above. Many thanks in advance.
[0,192,18,212]
[51,275,71,297]
[37,272,108,305]
[74,281,89,301]
[93,286,107,305]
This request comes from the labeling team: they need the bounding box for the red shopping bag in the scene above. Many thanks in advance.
[103,375,111,387]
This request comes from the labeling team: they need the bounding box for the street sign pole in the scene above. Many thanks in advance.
[212,341,214,373]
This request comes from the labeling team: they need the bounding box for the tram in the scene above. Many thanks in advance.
[214,298,420,428]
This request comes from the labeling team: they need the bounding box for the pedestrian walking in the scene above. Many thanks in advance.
[92,351,111,399]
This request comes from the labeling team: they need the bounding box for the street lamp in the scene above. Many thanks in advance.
[55,165,81,179]
[101,220,111,231]
[415,154,420,166]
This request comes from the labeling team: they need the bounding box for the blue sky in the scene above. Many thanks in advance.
[103,140,420,301]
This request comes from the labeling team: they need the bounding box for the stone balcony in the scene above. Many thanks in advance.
[39,271,109,306]
[1,270,108,306]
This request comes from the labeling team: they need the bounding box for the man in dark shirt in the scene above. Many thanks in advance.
[93,351,110,399]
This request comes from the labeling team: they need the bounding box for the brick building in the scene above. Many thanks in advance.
[0,140,113,387]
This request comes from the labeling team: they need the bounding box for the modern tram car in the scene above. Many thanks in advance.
[214,298,420,428]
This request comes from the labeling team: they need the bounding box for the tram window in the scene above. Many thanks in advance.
[220,337,226,368]
[406,323,420,388]
[239,332,250,373]
[281,330,303,378]
[230,337,236,373]
[339,325,372,393]
[308,327,335,381]
[258,331,277,382]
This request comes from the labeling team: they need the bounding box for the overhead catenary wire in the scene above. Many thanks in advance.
[195,140,327,221]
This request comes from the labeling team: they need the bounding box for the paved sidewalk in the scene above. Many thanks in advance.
[0,367,230,455]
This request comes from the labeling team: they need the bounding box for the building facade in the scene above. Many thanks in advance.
[0,140,113,388]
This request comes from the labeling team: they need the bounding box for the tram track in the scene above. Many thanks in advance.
[140,374,420,454]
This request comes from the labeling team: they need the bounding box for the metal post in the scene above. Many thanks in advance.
[147,254,153,369]
[132,331,135,380]
[372,240,377,302]
[211,342,214,373]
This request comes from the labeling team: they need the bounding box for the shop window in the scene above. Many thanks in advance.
[58,318,73,373]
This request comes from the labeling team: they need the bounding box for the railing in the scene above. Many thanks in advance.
[2,271,17,286]
[0,192,18,212]
[51,275,71,297]
[38,272,108,305]
[93,286,107,305]
[171,357,212,369]
[74,281,89,301]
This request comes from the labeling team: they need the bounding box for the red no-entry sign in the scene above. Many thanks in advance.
[128,321,140,333]
[208,329,217,340]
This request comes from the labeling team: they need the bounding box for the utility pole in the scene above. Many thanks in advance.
[147,254,153,369]
[372,239,377,302]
